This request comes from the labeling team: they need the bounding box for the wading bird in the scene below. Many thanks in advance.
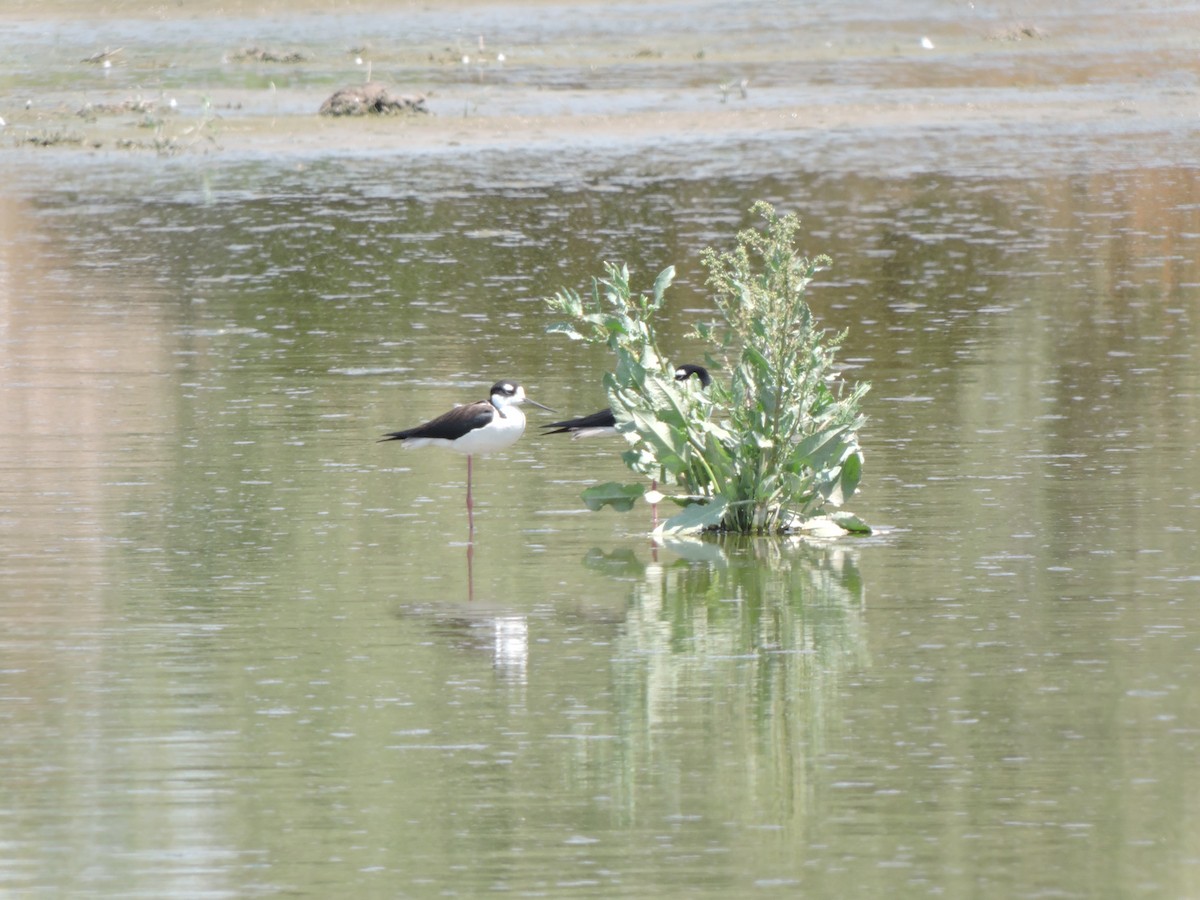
[541,364,712,526]
[541,364,712,438]
[380,380,554,516]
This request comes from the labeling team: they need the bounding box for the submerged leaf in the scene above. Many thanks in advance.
[656,495,729,535]
[581,482,646,512]
[829,509,872,534]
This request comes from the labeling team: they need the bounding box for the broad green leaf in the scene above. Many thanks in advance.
[789,424,852,470]
[829,450,863,505]
[700,419,736,447]
[638,345,663,371]
[546,323,585,341]
[612,354,647,390]
[652,265,675,304]
[629,408,683,457]
[742,345,771,374]
[829,509,872,534]
[639,372,693,429]
[620,446,656,475]
[581,482,646,512]
[656,495,729,535]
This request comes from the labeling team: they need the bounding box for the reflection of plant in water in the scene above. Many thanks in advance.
[619,536,866,662]
[597,536,868,823]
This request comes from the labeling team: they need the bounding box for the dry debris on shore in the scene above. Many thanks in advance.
[318,83,428,117]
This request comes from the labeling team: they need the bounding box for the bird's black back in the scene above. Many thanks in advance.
[380,400,495,443]
[541,408,617,434]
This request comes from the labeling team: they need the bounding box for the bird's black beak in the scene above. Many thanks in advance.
[525,397,556,413]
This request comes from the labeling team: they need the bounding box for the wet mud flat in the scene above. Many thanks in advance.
[0,0,1197,176]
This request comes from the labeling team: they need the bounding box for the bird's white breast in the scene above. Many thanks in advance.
[450,405,526,455]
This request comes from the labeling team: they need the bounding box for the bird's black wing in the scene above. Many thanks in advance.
[541,407,616,434]
[380,401,495,442]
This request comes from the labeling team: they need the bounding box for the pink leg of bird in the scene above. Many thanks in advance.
[466,540,475,601]
[466,455,477,539]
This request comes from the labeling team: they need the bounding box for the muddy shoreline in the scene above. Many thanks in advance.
[1,1,1196,170]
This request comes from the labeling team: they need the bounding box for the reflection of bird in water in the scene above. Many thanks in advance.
[423,613,529,679]
[380,380,554,527]
[540,364,712,438]
[581,546,647,577]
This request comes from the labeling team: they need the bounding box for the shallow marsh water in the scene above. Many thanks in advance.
[3,1,1200,897]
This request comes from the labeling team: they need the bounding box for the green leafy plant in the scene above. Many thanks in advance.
[545,201,869,535]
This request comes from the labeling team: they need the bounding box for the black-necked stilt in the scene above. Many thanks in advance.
[541,364,712,438]
[543,364,712,527]
[380,380,554,514]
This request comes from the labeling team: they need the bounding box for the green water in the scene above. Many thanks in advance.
[3,7,1200,889]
